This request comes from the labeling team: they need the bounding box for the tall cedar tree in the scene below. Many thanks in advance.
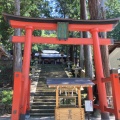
[13,0,22,72]
[88,0,111,119]
[80,0,93,78]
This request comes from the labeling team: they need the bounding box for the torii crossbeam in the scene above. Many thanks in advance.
[3,13,120,120]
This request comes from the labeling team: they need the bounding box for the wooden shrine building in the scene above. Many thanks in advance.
[47,78,94,120]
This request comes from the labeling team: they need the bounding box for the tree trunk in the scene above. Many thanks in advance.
[79,44,84,69]
[69,45,74,62]
[80,0,93,78]
[88,0,100,20]
[99,0,112,103]
[88,0,110,119]
[13,0,22,72]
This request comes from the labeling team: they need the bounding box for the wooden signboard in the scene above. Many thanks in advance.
[55,108,84,120]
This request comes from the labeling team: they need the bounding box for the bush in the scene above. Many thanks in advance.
[0,64,13,87]
[0,90,13,115]
[1,90,13,104]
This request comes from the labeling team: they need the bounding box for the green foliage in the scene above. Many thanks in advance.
[106,0,120,40]
[38,0,52,18]
[0,0,14,49]
[32,30,58,51]
[0,90,13,104]
[54,0,120,40]
[0,0,51,50]
[106,0,120,18]
[107,23,120,40]
[53,0,80,18]
[0,0,120,51]
[41,30,56,37]
[33,30,42,36]
[20,0,41,17]
[32,44,61,52]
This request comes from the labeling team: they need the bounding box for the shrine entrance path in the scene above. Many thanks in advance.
[39,64,68,78]
[30,64,68,117]
[0,64,115,120]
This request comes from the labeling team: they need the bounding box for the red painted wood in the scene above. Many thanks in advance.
[93,104,100,109]
[102,77,111,83]
[92,80,97,84]
[11,72,22,120]
[88,86,93,101]
[104,107,114,113]
[12,36,113,45]
[26,79,31,111]
[20,26,33,115]
[110,73,120,119]
[91,28,107,112]
[20,78,24,114]
[10,20,114,32]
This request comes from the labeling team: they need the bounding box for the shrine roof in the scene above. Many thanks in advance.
[47,78,94,87]
[3,13,120,25]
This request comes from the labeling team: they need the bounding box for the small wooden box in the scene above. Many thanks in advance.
[55,108,84,120]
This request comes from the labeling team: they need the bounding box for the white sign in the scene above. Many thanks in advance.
[85,100,93,112]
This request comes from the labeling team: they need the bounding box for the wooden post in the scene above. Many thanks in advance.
[26,79,31,115]
[11,72,22,120]
[20,26,33,120]
[91,28,107,112]
[78,87,81,108]
[88,86,93,101]
[110,69,120,119]
[56,86,59,108]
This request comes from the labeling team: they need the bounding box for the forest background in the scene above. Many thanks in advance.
[0,0,120,51]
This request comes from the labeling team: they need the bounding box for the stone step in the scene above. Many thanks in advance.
[30,64,68,117]
[32,102,55,105]
[34,92,56,96]
[30,113,54,117]
[30,109,54,113]
[36,85,48,87]
[36,81,45,83]
[38,80,46,82]
[32,105,55,109]
[37,80,46,82]
[37,83,46,86]
[34,96,55,99]
[37,82,46,84]
[36,90,55,92]
[36,87,54,89]
[35,90,55,93]
[38,78,46,80]
[33,99,56,102]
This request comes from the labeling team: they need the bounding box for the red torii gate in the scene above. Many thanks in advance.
[3,13,120,120]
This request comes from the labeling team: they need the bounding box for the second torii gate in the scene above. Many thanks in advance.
[3,13,120,120]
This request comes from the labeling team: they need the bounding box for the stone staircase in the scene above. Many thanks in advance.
[30,64,68,117]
